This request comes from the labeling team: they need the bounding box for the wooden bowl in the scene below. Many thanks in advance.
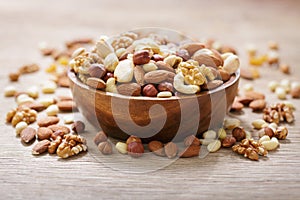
[69,70,239,143]
[68,28,240,143]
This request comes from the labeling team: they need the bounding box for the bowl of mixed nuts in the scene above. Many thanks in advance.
[68,28,240,143]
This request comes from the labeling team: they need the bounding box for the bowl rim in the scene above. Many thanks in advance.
[68,68,240,101]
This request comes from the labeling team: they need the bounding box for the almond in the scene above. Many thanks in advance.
[37,127,53,140]
[57,76,70,88]
[47,125,70,134]
[230,100,244,111]
[144,70,175,84]
[133,65,145,86]
[245,91,265,100]
[57,100,77,112]
[148,141,165,157]
[201,80,223,90]
[32,140,51,155]
[218,69,231,82]
[20,127,36,143]
[117,83,141,96]
[179,145,200,158]
[249,99,266,111]
[180,42,205,56]
[184,135,200,146]
[155,61,175,73]
[37,116,60,127]
[235,96,254,106]
[86,77,106,89]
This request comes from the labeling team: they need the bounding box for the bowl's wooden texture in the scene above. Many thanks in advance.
[69,70,239,143]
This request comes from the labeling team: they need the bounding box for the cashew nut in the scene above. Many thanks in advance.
[114,59,134,83]
[223,54,240,74]
[105,77,118,94]
[104,52,119,72]
[173,72,200,94]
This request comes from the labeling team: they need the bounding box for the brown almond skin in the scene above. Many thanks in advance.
[57,101,77,112]
[155,61,176,73]
[133,65,145,86]
[148,141,165,157]
[88,63,106,78]
[37,127,53,140]
[20,127,36,143]
[37,116,59,127]
[117,83,141,96]
[94,131,108,145]
[179,145,200,158]
[164,142,178,159]
[201,80,223,90]
[245,91,265,100]
[51,130,66,140]
[32,140,51,155]
[133,50,151,65]
[184,135,200,146]
[180,43,205,56]
[86,77,106,89]
[249,99,266,112]
[230,100,244,112]
[264,127,274,138]
[144,70,175,84]
[47,125,70,134]
[157,82,174,93]
[235,96,254,106]
[218,69,231,82]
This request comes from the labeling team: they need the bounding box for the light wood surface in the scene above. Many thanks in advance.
[1,0,300,199]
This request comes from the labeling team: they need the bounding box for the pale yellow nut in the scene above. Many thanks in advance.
[221,52,234,61]
[207,140,221,153]
[115,48,127,59]
[114,59,134,83]
[26,86,39,99]
[38,97,55,107]
[280,79,291,93]
[157,91,172,98]
[223,118,240,130]
[261,137,279,151]
[15,121,28,136]
[105,78,118,94]
[252,119,269,129]
[104,52,119,72]
[243,83,254,92]
[259,135,271,144]
[96,38,114,59]
[173,72,200,94]
[164,55,182,67]
[217,128,227,140]
[245,131,252,139]
[46,104,59,116]
[63,115,74,124]
[283,101,295,111]
[246,44,257,57]
[143,62,157,72]
[203,130,217,139]
[72,47,86,58]
[115,142,127,154]
[223,54,240,74]
[42,81,57,94]
[16,94,34,105]
[200,139,216,146]
[275,87,286,100]
[4,86,17,97]
[268,81,279,92]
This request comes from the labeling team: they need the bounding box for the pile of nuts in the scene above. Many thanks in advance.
[70,31,240,97]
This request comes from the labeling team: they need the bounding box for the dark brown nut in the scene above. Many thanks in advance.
[176,49,190,61]
[117,83,141,96]
[133,65,145,86]
[47,125,70,134]
[152,54,164,62]
[133,50,151,65]
[179,145,200,158]
[126,135,142,145]
[20,127,36,143]
[57,96,73,102]
[230,100,244,112]
[144,70,175,83]
[201,80,223,90]
[148,141,165,157]
[51,130,66,140]
[249,99,266,112]
[274,126,288,140]
[218,69,231,82]
[37,127,53,140]
[245,91,265,100]
[127,142,144,158]
[9,72,20,82]
[25,102,46,112]
[291,87,300,98]
[57,100,77,112]
[184,135,200,146]
[37,116,60,127]
[164,142,178,159]
[103,72,114,82]
[264,127,274,138]
[86,77,106,89]
[235,96,254,106]
[180,42,205,56]
[157,82,173,93]
[48,136,62,154]
[232,127,246,141]
[142,84,158,97]
[98,141,113,155]
[32,140,51,155]
[155,61,175,73]
[88,63,106,78]
[71,121,85,133]
[94,131,108,145]
[222,136,236,148]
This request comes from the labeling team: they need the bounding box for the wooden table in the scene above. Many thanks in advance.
[1,0,300,199]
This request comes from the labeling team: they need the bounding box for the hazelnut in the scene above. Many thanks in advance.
[98,141,113,155]
[142,84,158,97]
[88,63,106,78]
[264,127,274,138]
[71,121,85,133]
[126,135,142,145]
[232,127,246,141]
[222,136,236,148]
[184,135,200,146]
[94,131,108,145]
[157,82,174,93]
[103,72,114,82]
[127,142,144,158]
[133,50,151,65]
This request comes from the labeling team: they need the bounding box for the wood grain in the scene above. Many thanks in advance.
[1,0,300,199]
